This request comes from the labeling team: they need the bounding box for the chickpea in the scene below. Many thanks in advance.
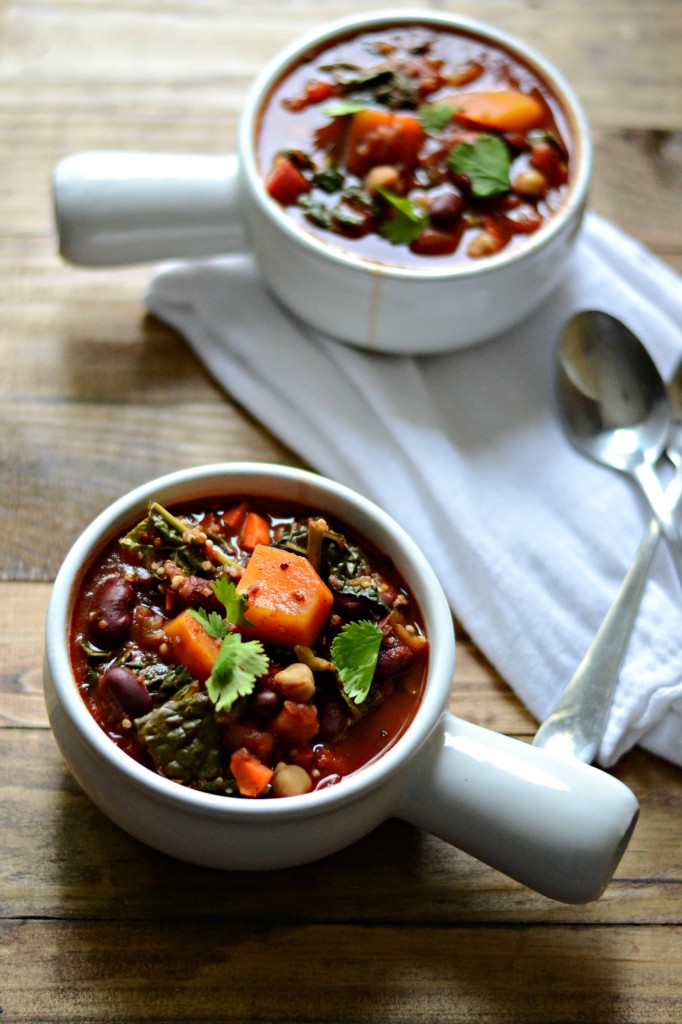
[364,164,401,197]
[273,662,316,702]
[513,167,548,198]
[272,763,313,798]
[466,230,500,259]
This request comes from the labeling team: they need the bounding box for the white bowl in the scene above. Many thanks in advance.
[53,10,591,354]
[44,462,638,903]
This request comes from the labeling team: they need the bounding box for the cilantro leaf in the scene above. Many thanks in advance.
[377,189,428,245]
[331,620,383,705]
[205,633,269,714]
[188,578,253,637]
[418,102,456,134]
[314,163,344,193]
[212,577,252,627]
[323,99,367,117]
[447,134,511,197]
[188,607,229,639]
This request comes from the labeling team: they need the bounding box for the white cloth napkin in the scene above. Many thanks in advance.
[146,211,682,769]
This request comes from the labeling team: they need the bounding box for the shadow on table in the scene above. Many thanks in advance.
[36,771,624,1023]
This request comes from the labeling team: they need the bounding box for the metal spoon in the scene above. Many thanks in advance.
[534,319,682,763]
[555,309,682,581]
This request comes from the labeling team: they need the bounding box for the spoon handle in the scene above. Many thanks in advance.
[633,460,682,582]
[532,517,660,763]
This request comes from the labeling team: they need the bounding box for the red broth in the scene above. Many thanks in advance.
[70,497,428,798]
[257,23,572,267]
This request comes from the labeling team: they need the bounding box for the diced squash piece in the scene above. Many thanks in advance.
[346,109,424,178]
[236,544,333,648]
[164,609,220,682]
[230,748,274,798]
[446,90,544,132]
[238,511,271,551]
[222,501,249,532]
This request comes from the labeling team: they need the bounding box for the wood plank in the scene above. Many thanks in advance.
[0,402,303,580]
[1,919,680,1023]
[1,729,679,925]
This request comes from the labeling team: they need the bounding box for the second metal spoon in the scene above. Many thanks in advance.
[555,309,682,582]
[535,316,682,762]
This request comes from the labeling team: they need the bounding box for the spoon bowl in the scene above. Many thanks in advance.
[556,310,682,581]
[556,310,671,471]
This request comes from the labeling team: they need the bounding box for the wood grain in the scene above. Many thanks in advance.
[2,2,681,1022]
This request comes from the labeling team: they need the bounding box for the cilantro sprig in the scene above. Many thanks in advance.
[418,102,456,134]
[323,99,368,117]
[377,189,429,246]
[447,134,511,197]
[206,633,269,713]
[331,619,383,705]
[189,579,267,714]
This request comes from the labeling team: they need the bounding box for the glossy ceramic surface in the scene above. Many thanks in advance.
[44,463,638,903]
[53,10,592,354]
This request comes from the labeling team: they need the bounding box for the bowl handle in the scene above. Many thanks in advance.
[396,712,639,903]
[53,151,246,266]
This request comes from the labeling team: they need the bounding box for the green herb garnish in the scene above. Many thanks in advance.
[314,163,344,193]
[323,99,368,117]
[205,633,269,714]
[418,102,456,134]
[377,189,429,246]
[447,134,511,197]
[188,578,253,634]
[331,619,383,705]
[188,579,267,714]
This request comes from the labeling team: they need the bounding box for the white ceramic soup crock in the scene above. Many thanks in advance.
[52,10,592,355]
[44,462,638,904]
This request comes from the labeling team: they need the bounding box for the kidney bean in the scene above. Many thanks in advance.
[249,688,282,722]
[428,188,464,228]
[88,575,135,646]
[410,225,462,256]
[375,644,414,677]
[99,665,153,719]
[317,699,349,743]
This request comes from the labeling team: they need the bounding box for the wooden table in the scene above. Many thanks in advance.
[2,2,681,1020]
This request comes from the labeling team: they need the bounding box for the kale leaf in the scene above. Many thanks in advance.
[136,692,221,783]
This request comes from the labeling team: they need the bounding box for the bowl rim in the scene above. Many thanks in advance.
[240,7,592,282]
[44,461,456,821]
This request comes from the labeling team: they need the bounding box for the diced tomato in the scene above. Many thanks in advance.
[506,207,543,234]
[265,155,311,206]
[283,79,339,112]
[530,140,568,186]
[222,720,276,762]
[482,215,514,251]
[272,700,319,746]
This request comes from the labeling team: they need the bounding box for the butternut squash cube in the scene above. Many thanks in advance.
[236,544,333,648]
